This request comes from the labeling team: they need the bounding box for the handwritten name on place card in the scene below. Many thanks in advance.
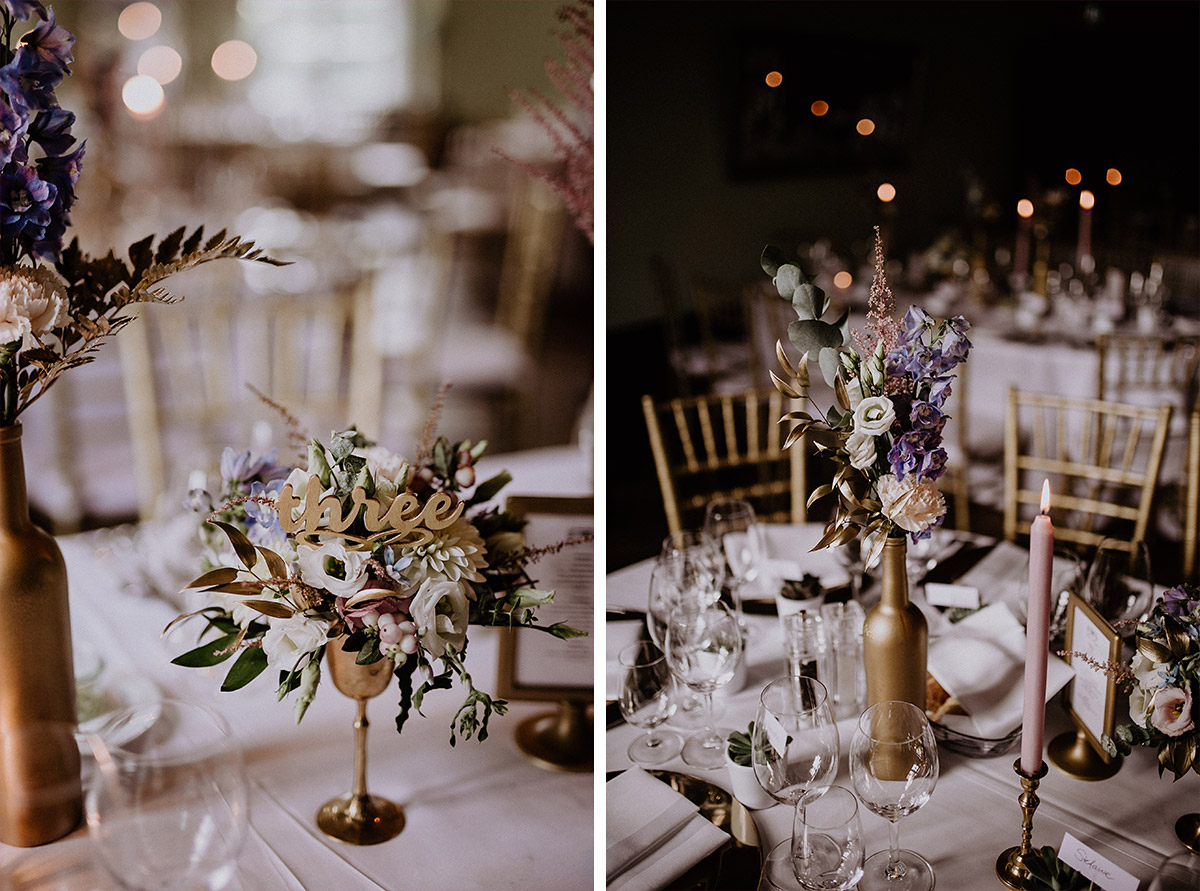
[1058,832,1139,891]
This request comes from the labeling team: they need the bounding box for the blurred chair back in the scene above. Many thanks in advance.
[120,278,372,520]
[1096,332,1200,414]
[1003,386,1172,556]
[939,356,972,532]
[1186,403,1199,581]
[495,175,565,356]
[641,388,806,535]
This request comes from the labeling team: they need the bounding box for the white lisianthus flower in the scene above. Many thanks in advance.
[852,396,896,437]
[297,540,369,597]
[876,473,946,533]
[846,430,877,470]
[261,613,328,668]
[409,578,469,658]
[843,376,864,410]
[356,445,408,488]
[402,515,488,586]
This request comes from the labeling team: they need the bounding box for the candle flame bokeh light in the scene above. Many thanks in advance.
[1041,479,1051,512]
[1079,190,1095,210]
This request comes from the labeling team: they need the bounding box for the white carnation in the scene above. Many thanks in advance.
[876,473,945,534]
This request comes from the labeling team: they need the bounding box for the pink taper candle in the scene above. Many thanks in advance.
[1021,480,1054,775]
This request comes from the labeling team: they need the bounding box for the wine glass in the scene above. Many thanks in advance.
[617,642,683,764]
[703,499,764,628]
[648,560,711,727]
[752,676,840,807]
[791,785,866,891]
[85,699,249,891]
[664,601,743,769]
[849,700,940,891]
[1081,537,1154,633]
[659,529,725,598]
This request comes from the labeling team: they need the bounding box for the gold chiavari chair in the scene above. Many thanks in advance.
[1096,332,1200,412]
[1003,386,1173,557]
[641,388,807,536]
[119,278,372,521]
[1096,332,1200,561]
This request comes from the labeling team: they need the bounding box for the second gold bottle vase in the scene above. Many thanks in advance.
[316,641,406,846]
[862,536,928,710]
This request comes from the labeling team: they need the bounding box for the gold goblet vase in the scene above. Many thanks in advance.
[316,641,406,845]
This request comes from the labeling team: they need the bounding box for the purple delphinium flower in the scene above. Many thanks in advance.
[31,138,82,257]
[0,97,25,165]
[27,105,71,153]
[1,2,48,22]
[244,478,285,535]
[0,160,54,241]
[220,446,290,491]
[910,401,945,434]
[19,8,73,71]
[1160,584,1200,623]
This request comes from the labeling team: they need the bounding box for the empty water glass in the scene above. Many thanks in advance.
[791,785,865,891]
[820,602,866,721]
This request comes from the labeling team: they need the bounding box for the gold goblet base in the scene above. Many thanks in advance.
[1176,813,1200,854]
[317,792,405,846]
[515,701,592,773]
[1047,729,1121,781]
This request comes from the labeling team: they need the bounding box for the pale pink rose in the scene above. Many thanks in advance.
[1150,686,1195,738]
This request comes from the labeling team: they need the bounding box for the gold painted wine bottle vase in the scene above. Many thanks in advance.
[317,640,406,845]
[862,536,928,710]
[0,423,83,847]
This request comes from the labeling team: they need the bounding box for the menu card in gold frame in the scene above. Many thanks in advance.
[496,495,593,702]
[1048,590,1122,780]
[496,495,592,772]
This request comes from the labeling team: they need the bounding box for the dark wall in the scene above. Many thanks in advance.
[607,1,1200,330]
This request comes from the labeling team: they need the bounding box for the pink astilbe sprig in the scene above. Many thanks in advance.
[854,226,903,359]
[501,0,594,243]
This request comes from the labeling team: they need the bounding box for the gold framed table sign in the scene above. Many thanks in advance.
[497,495,593,771]
[1048,590,1123,780]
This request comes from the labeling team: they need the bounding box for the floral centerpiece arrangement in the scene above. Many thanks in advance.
[0,1,278,427]
[1102,583,1200,778]
[169,408,587,744]
[766,227,972,567]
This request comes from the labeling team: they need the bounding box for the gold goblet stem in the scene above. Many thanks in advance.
[316,641,406,845]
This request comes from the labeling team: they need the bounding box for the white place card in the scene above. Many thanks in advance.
[1058,832,1139,891]
[923,582,980,609]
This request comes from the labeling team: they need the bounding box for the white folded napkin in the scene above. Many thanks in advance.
[606,767,729,889]
[751,525,850,598]
[954,540,1079,613]
[927,602,1075,739]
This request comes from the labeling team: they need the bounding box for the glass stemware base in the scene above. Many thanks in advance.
[859,849,935,891]
[681,729,729,769]
[762,839,804,891]
[627,729,683,764]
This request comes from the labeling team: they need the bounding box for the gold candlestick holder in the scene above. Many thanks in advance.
[996,759,1049,890]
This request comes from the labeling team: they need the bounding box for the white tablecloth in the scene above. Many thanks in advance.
[1,449,594,891]
[607,524,1196,890]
